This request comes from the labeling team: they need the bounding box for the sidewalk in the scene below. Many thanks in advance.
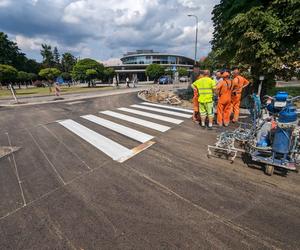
[0,85,154,107]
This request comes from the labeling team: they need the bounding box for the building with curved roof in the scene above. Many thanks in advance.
[110,50,194,82]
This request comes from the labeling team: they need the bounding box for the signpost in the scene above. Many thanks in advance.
[258,75,265,96]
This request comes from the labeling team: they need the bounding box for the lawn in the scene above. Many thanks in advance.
[0,85,114,98]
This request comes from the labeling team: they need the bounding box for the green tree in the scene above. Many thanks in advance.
[28,73,38,84]
[103,67,116,83]
[86,69,98,86]
[177,68,188,77]
[61,72,72,81]
[71,58,105,87]
[61,52,76,73]
[0,64,18,87]
[39,68,61,81]
[146,64,165,81]
[211,0,300,93]
[53,47,60,65]
[0,32,28,71]
[40,44,55,68]
[39,67,61,92]
[17,71,31,88]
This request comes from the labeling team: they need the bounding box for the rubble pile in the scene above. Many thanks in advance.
[139,87,182,105]
[139,86,193,108]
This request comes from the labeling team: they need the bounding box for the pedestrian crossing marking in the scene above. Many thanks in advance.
[118,108,183,124]
[58,119,134,162]
[140,102,193,113]
[100,111,170,132]
[81,114,154,143]
[131,104,192,118]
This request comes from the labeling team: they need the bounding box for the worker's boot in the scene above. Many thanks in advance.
[208,117,213,130]
[200,116,206,128]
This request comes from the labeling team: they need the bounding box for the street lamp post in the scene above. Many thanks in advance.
[188,14,198,65]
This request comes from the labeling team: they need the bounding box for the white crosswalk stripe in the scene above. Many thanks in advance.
[131,104,192,118]
[140,102,193,113]
[58,119,134,162]
[57,102,191,162]
[100,111,170,132]
[81,114,154,143]
[118,107,183,124]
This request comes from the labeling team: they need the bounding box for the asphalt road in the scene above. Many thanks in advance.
[0,91,299,249]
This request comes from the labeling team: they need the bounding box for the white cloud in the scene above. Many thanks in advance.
[0,0,220,61]
[0,0,11,7]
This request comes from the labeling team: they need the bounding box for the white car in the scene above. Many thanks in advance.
[179,76,189,82]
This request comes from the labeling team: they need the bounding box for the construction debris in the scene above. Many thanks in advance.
[139,86,193,108]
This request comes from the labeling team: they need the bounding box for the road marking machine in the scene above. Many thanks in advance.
[208,91,300,176]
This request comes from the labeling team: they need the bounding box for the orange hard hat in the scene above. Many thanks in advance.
[222,71,230,78]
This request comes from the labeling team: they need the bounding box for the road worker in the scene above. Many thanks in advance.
[231,67,250,122]
[192,71,204,122]
[216,71,232,127]
[192,70,216,128]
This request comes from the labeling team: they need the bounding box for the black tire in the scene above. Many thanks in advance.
[265,165,274,176]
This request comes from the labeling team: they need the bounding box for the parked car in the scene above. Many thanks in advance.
[179,76,189,82]
[158,76,173,84]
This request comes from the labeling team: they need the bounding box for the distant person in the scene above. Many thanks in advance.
[231,67,250,123]
[132,77,138,88]
[192,70,216,129]
[214,71,223,85]
[191,71,204,122]
[216,71,232,127]
[126,77,130,88]
[54,82,61,97]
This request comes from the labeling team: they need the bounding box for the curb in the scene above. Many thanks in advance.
[0,87,148,108]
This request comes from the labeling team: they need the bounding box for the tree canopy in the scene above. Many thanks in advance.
[211,0,300,87]
[0,64,18,84]
[146,64,165,80]
[71,58,105,83]
[40,44,55,68]
[39,68,61,81]
[61,52,77,73]
[177,67,188,77]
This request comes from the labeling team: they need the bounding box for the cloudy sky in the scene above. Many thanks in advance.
[0,0,219,64]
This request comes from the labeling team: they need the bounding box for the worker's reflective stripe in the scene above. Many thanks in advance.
[198,92,213,95]
[81,114,154,143]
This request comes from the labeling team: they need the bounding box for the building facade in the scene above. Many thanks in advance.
[109,50,194,82]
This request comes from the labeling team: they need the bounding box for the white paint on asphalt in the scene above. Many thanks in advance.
[131,104,192,118]
[66,101,85,105]
[100,111,170,132]
[140,102,193,113]
[58,119,134,162]
[81,114,154,143]
[118,107,183,124]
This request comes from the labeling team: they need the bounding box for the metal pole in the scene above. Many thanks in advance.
[188,15,198,65]
[9,84,18,103]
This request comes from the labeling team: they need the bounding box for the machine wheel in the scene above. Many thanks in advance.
[265,165,274,176]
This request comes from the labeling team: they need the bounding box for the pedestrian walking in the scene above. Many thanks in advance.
[126,77,130,88]
[216,71,232,127]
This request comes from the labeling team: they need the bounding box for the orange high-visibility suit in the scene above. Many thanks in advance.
[192,88,200,121]
[216,76,232,126]
[231,75,249,122]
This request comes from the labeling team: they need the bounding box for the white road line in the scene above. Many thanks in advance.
[131,104,192,118]
[118,108,183,124]
[81,114,154,143]
[141,102,193,113]
[58,119,134,162]
[100,111,170,132]
[66,101,85,105]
